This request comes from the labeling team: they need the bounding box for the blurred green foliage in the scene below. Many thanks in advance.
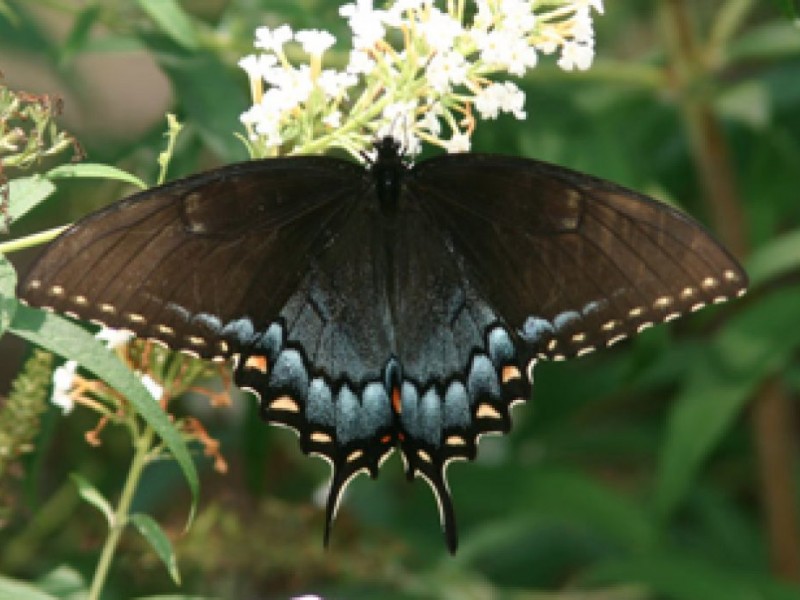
[1,1,800,599]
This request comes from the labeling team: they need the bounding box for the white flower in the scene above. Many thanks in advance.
[380,100,419,145]
[340,0,387,49]
[418,106,442,136]
[295,29,336,56]
[140,374,164,402]
[535,27,562,55]
[571,7,596,42]
[557,40,595,71]
[254,24,293,53]
[95,327,133,350]
[264,65,314,108]
[443,131,471,153]
[472,29,502,64]
[322,110,342,128]
[346,49,376,75]
[474,81,526,120]
[238,53,278,80]
[317,69,358,99]
[240,101,283,146]
[504,38,538,76]
[239,0,603,160]
[52,360,78,414]
[499,0,537,36]
[472,0,494,31]
[426,51,468,93]
[418,9,464,53]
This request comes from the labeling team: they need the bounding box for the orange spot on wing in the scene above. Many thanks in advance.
[380,434,392,444]
[502,365,522,382]
[392,386,401,414]
[245,355,268,374]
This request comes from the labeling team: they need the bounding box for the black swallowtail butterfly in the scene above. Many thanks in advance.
[20,137,747,552]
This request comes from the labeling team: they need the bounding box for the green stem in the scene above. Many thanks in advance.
[0,226,68,254]
[157,114,184,186]
[707,0,756,63]
[87,426,155,600]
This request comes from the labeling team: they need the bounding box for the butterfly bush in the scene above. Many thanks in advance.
[238,0,604,159]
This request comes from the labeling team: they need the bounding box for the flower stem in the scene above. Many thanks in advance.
[87,425,155,600]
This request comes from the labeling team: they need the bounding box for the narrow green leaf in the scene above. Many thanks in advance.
[0,254,16,336]
[655,286,800,518]
[60,4,101,64]
[137,0,199,50]
[130,513,181,584]
[8,305,199,523]
[80,34,146,53]
[46,163,147,190]
[7,175,57,223]
[70,473,114,526]
[728,22,800,62]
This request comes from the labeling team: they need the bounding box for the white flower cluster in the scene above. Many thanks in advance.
[50,328,163,414]
[239,0,603,158]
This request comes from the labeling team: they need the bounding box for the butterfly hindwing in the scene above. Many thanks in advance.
[234,188,529,552]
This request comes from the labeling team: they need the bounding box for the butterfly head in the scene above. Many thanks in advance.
[372,136,405,165]
[368,136,409,216]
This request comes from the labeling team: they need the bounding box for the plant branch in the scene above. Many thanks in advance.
[87,426,155,600]
[660,0,800,583]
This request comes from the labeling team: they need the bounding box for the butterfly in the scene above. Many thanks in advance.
[20,136,747,553]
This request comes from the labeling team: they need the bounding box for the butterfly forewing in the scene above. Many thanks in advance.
[410,154,748,362]
[22,158,364,359]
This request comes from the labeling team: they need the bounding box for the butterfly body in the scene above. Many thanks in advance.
[21,137,747,553]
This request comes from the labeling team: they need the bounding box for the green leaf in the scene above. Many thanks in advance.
[137,0,200,50]
[130,513,181,584]
[0,254,17,336]
[143,38,249,162]
[35,565,87,599]
[655,286,800,518]
[0,575,58,600]
[0,1,19,24]
[134,594,219,600]
[8,304,198,523]
[70,472,114,526]
[46,163,147,190]
[728,22,800,62]
[7,175,57,223]
[746,228,800,286]
[586,553,800,600]
[773,0,800,19]
[60,4,101,65]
